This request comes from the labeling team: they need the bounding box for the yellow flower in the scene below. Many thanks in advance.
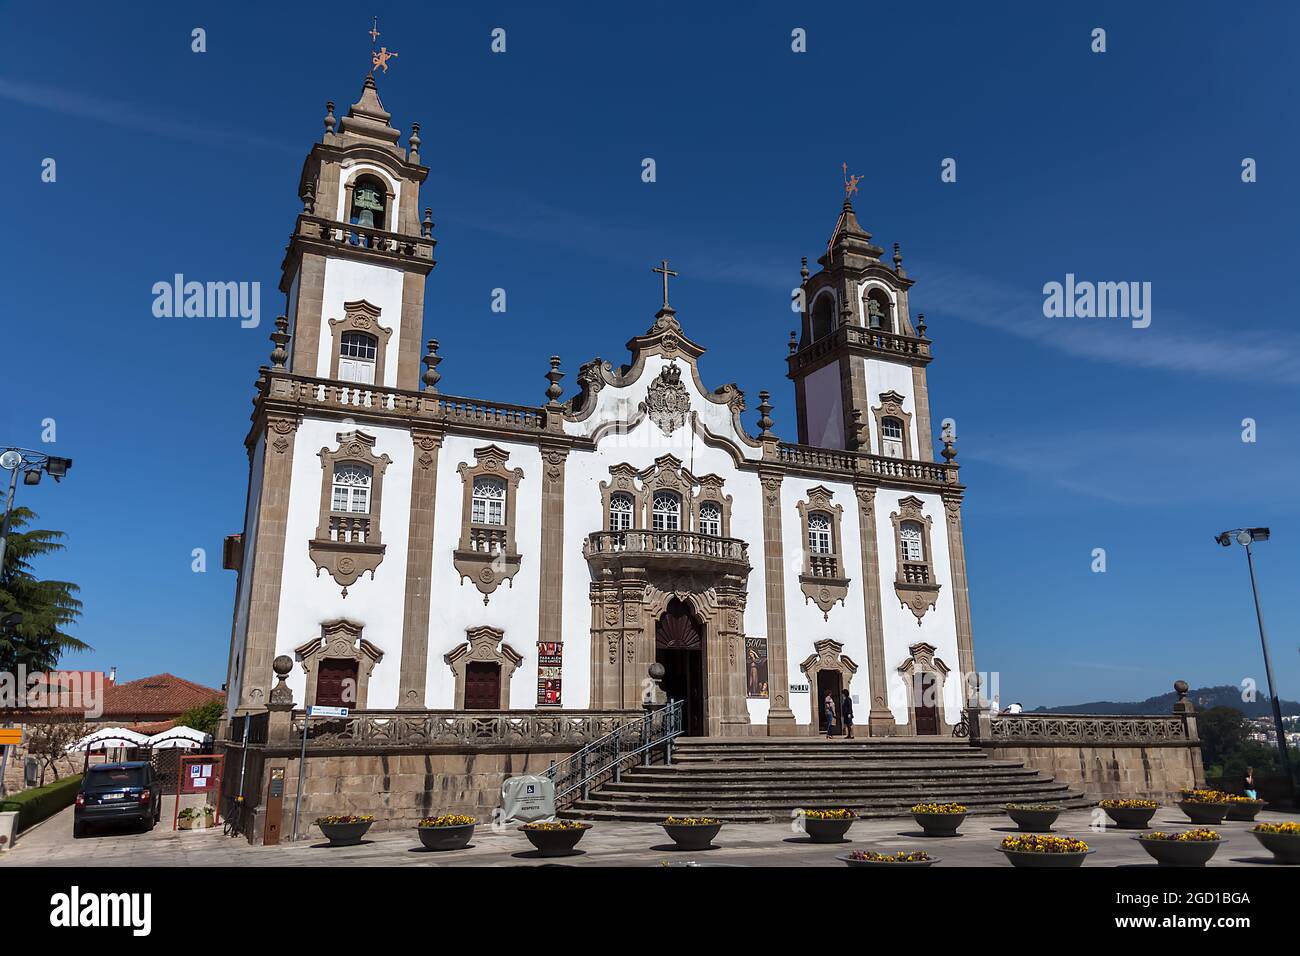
[418,814,476,828]
[1001,834,1089,854]
[1099,799,1157,809]
[665,816,721,826]
[1253,822,1300,835]
[803,808,856,820]
[521,820,588,830]
[313,814,373,825]
[912,803,967,814]
[1144,829,1219,842]
[847,849,931,862]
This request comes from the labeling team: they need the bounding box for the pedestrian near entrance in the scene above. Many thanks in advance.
[840,689,855,739]
[823,693,837,738]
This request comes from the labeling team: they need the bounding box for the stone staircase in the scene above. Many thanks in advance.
[562,736,1089,822]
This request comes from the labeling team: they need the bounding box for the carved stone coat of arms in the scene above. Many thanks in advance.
[646,363,690,435]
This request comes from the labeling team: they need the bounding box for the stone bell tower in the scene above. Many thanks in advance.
[279,73,436,391]
[786,195,936,460]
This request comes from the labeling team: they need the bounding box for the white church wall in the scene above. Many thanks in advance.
[873,487,963,727]
[423,434,543,710]
[315,257,406,387]
[803,361,843,448]
[859,357,921,459]
[274,416,414,709]
[779,477,870,725]
[226,435,267,716]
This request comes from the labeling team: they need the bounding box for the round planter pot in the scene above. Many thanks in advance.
[662,822,722,850]
[317,821,372,846]
[1000,848,1093,868]
[520,824,590,857]
[1252,830,1300,864]
[1005,807,1061,833]
[1103,806,1158,830]
[912,812,966,837]
[178,818,193,831]
[1135,836,1223,867]
[837,854,940,868]
[417,823,475,852]
[804,817,855,843]
[1225,801,1264,822]
[1178,801,1232,825]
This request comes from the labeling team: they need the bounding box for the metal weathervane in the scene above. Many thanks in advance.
[842,162,862,199]
[369,16,398,74]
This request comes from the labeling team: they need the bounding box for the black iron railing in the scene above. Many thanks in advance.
[544,701,684,804]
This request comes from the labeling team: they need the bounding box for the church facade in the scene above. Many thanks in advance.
[223,74,978,738]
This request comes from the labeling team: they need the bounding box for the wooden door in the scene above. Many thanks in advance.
[817,671,843,735]
[914,672,939,735]
[464,661,502,710]
[316,658,359,707]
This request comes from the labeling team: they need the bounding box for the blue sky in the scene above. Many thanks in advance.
[1,2,1297,708]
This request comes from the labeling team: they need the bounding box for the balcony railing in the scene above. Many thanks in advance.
[990,713,1190,744]
[788,324,931,375]
[776,442,957,485]
[282,709,646,748]
[584,530,749,566]
[293,215,436,265]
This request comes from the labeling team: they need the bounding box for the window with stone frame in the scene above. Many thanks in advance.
[338,331,378,385]
[890,495,942,622]
[454,445,525,603]
[698,501,722,537]
[309,431,392,596]
[652,491,681,531]
[609,493,634,531]
[327,299,392,386]
[881,416,905,459]
[810,291,835,341]
[871,391,913,460]
[796,486,850,619]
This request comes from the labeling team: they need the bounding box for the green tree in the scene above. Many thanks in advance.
[1199,705,1250,775]
[0,507,87,673]
[176,699,225,735]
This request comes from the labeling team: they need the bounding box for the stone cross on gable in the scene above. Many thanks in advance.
[652,258,678,309]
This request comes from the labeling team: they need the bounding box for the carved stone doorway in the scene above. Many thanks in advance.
[656,598,706,737]
[913,672,939,735]
[816,669,844,736]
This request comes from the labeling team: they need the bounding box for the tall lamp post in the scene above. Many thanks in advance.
[1215,527,1293,785]
[0,448,72,797]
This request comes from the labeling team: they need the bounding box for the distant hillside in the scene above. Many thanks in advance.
[1030,684,1300,718]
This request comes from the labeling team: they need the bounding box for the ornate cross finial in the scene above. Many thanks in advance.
[652,258,678,310]
[842,162,862,199]
[369,17,381,49]
[369,19,398,74]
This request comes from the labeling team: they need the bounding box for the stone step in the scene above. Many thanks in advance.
[674,736,972,747]
[591,783,1079,805]
[604,773,1057,794]
[671,744,975,757]
[647,759,1025,773]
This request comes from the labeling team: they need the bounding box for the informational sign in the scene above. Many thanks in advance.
[789,683,810,694]
[745,637,769,699]
[499,774,556,824]
[536,642,562,706]
[0,728,23,746]
[308,705,349,718]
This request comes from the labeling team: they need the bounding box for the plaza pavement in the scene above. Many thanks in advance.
[2,804,1296,867]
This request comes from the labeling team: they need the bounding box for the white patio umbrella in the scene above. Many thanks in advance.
[69,727,150,751]
[145,726,211,750]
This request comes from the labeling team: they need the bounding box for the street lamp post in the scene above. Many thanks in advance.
[0,448,73,572]
[1215,527,1293,785]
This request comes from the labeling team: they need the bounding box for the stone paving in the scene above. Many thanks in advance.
[3,804,1296,867]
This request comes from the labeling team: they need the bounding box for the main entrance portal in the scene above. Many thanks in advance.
[655,598,706,737]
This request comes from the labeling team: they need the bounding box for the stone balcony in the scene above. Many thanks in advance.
[787,324,932,376]
[583,530,750,574]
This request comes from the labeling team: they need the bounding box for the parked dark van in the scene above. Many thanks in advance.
[73,762,161,837]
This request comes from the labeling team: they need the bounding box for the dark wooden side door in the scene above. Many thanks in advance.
[464,661,502,710]
[817,671,843,735]
[914,672,939,735]
[316,658,359,707]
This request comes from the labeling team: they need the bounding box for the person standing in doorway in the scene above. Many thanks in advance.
[840,689,855,739]
[823,692,837,738]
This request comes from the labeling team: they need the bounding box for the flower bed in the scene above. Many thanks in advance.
[1176,790,1235,825]
[662,816,723,850]
[1251,821,1300,864]
[1098,799,1158,830]
[800,808,856,843]
[1136,829,1223,867]
[838,849,937,868]
[999,834,1091,868]
[177,806,215,831]
[912,803,967,837]
[314,814,374,846]
[415,814,476,851]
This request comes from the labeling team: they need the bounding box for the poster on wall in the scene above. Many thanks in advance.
[745,637,769,699]
[537,641,563,706]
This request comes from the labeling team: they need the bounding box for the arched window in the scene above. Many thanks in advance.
[349,175,387,231]
[338,331,378,385]
[698,501,722,536]
[471,476,506,526]
[811,293,835,341]
[900,521,925,563]
[881,416,905,459]
[808,512,832,555]
[609,493,634,531]
[865,289,893,332]
[652,492,681,532]
[331,462,372,514]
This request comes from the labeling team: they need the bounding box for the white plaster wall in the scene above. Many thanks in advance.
[859,357,921,458]
[803,361,843,448]
[423,435,543,709]
[873,487,963,726]
[226,436,266,716]
[333,163,403,232]
[316,258,406,387]
[273,417,414,709]
[779,477,871,726]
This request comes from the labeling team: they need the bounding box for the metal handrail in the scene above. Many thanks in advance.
[544,701,684,804]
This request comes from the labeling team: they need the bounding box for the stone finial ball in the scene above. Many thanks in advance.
[273,655,294,678]
[648,662,666,681]
[1173,679,1189,696]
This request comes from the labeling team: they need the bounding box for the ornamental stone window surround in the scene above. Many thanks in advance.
[798,638,859,728]
[293,618,385,709]
[309,430,392,596]
[889,495,941,623]
[443,625,524,709]
[454,444,525,604]
[796,485,851,620]
[895,641,953,736]
[872,390,913,460]
[328,299,393,384]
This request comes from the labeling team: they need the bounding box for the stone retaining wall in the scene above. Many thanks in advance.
[983,741,1204,802]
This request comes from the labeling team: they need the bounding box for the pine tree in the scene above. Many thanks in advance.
[0,507,87,673]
